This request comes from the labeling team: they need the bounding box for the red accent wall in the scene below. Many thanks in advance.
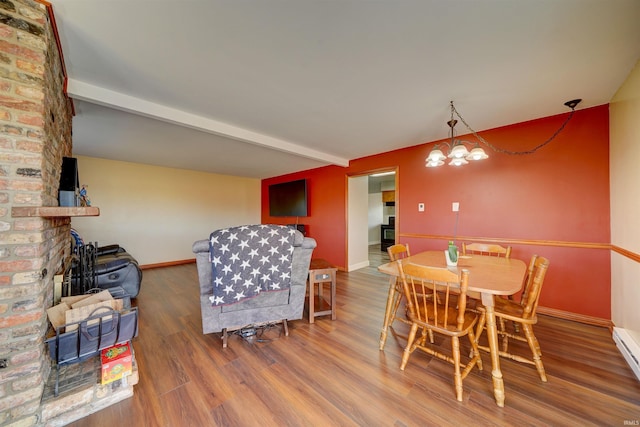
[262,104,611,319]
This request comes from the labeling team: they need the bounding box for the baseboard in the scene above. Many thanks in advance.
[140,258,195,270]
[537,306,613,328]
[613,327,640,381]
[348,260,370,272]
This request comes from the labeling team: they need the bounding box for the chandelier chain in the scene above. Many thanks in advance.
[450,101,577,156]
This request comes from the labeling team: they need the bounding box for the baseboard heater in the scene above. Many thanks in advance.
[613,327,640,381]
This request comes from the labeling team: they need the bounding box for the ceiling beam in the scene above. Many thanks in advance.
[66,79,350,167]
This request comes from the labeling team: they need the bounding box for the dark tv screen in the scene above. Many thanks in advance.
[268,179,308,217]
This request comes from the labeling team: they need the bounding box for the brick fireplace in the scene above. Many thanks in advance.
[0,1,134,425]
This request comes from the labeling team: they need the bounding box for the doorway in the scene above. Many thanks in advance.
[346,169,397,271]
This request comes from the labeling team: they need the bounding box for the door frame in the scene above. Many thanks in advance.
[346,167,398,271]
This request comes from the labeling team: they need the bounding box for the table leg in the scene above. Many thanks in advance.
[308,279,315,324]
[330,271,337,320]
[481,292,505,407]
[379,276,397,350]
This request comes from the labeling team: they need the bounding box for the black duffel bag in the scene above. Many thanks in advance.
[72,245,143,298]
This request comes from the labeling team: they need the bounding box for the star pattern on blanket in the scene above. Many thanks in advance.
[209,225,296,306]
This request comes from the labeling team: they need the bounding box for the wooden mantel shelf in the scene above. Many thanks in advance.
[12,206,100,218]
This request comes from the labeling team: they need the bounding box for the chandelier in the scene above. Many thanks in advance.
[426,99,581,168]
[425,118,488,167]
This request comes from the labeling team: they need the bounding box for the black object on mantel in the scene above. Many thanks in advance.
[59,156,79,207]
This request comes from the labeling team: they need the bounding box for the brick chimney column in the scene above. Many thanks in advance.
[0,1,74,425]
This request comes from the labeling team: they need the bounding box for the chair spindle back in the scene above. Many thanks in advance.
[519,255,550,319]
[387,243,410,261]
[462,242,512,258]
[398,262,470,332]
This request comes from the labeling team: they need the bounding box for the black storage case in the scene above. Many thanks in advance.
[72,245,143,298]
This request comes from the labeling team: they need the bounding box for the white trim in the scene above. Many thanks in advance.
[348,260,370,272]
[613,327,640,382]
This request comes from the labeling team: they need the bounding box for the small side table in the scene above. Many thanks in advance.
[307,258,337,323]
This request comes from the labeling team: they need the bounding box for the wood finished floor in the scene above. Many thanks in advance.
[70,246,640,426]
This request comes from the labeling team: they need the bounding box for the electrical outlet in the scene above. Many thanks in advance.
[452,202,459,212]
[418,203,425,212]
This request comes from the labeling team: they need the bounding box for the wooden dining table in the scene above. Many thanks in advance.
[377,250,527,407]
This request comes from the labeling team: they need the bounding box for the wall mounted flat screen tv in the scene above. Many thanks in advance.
[268,179,308,217]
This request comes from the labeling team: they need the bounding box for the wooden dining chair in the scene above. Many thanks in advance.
[462,242,512,258]
[474,255,550,382]
[462,242,515,323]
[398,262,482,401]
[385,244,435,344]
[387,243,410,262]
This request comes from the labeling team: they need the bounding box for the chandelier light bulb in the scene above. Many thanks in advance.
[448,142,469,159]
[426,159,444,168]
[426,147,446,163]
[449,157,469,166]
[467,145,489,161]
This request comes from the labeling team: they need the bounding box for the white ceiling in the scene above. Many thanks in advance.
[51,0,640,179]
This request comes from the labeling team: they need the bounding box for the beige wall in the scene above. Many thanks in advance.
[71,156,261,265]
[610,60,640,343]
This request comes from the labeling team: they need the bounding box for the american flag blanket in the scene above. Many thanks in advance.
[208,224,296,306]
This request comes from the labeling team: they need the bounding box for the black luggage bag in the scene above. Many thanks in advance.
[71,245,143,298]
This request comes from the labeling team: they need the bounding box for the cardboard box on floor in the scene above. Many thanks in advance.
[46,290,123,332]
[101,342,133,385]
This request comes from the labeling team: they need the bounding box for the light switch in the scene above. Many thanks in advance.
[418,203,425,212]
[452,202,459,212]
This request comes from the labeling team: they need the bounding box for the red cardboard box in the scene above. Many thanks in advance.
[100,342,132,385]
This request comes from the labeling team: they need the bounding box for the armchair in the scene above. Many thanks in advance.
[192,224,316,347]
